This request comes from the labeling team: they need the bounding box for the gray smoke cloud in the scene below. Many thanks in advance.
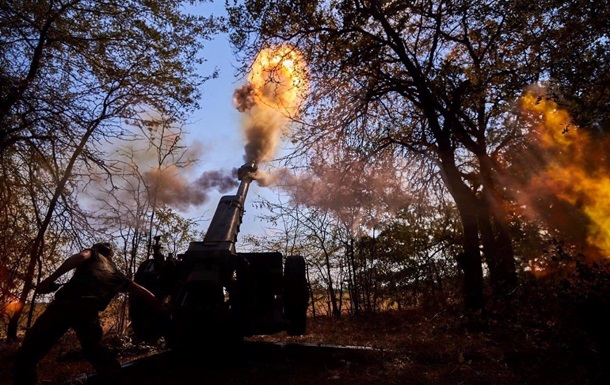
[233,83,287,165]
[144,166,238,211]
[233,84,256,112]
[194,170,239,192]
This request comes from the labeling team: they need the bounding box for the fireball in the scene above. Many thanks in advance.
[234,45,309,165]
[248,45,309,117]
[521,91,610,261]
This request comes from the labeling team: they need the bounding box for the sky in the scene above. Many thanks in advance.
[178,2,278,240]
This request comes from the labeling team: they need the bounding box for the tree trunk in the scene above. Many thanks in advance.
[456,211,485,311]
[323,251,340,318]
[419,81,486,312]
[306,263,316,317]
[477,200,501,280]
[439,157,485,311]
[477,152,518,296]
[477,195,518,297]
[347,239,360,315]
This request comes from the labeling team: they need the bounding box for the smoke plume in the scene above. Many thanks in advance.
[144,165,238,211]
[257,154,410,233]
[233,45,308,166]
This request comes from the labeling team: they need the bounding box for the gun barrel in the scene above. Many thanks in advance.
[186,162,258,256]
[235,161,257,200]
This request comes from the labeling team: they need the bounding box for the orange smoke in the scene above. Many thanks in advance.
[520,91,610,260]
[233,45,308,165]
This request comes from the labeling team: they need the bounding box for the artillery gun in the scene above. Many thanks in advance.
[129,162,309,349]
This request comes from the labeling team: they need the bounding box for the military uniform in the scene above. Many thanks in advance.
[13,247,130,385]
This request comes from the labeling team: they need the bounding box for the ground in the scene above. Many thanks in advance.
[0,303,607,385]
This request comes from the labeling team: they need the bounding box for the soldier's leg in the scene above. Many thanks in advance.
[73,306,122,382]
[13,302,71,385]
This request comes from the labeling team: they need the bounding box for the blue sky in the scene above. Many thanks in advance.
[180,1,276,239]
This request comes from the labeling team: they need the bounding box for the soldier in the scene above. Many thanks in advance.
[13,242,166,385]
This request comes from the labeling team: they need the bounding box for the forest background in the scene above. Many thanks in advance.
[1,1,610,383]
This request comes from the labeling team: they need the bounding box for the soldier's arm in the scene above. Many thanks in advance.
[37,250,92,293]
[125,281,166,313]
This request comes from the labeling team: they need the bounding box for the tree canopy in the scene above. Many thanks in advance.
[227,0,610,311]
[0,0,224,338]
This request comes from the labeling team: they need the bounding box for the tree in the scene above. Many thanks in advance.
[227,0,604,311]
[0,0,223,339]
[542,2,610,133]
[255,195,346,317]
[154,207,202,257]
[374,198,463,310]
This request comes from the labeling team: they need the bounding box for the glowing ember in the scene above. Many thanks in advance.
[528,262,549,279]
[520,91,610,261]
[5,300,23,315]
[233,45,308,166]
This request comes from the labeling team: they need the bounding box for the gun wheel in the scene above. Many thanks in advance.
[283,255,308,336]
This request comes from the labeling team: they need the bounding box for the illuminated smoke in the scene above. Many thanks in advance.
[260,155,409,232]
[233,45,308,165]
[519,90,610,261]
[144,165,238,211]
[230,45,406,232]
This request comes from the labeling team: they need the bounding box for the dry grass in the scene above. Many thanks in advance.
[1,294,608,385]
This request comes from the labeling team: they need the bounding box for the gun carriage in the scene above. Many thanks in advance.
[129,162,309,349]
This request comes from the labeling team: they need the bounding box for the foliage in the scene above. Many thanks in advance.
[247,186,465,316]
[227,0,610,311]
[542,2,610,133]
[153,206,202,257]
[0,0,223,338]
[0,0,221,151]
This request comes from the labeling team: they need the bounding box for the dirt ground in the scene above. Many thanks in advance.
[0,304,607,385]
